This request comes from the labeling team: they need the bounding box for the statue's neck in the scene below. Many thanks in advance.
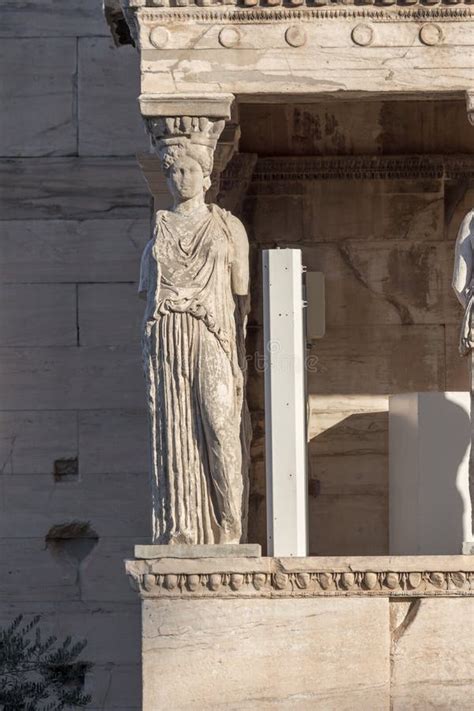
[173,195,208,216]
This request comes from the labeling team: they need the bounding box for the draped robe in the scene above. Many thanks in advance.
[139,204,244,544]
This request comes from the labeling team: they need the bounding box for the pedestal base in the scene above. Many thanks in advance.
[126,554,474,709]
[134,543,261,559]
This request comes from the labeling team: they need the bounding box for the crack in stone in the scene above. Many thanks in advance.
[0,434,17,475]
[338,243,414,325]
[392,598,421,645]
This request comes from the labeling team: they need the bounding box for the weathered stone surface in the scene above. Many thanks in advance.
[307,325,445,395]
[139,30,474,98]
[78,284,143,346]
[391,598,474,710]
[1,536,153,605]
[78,39,148,156]
[250,241,454,327]
[0,0,108,37]
[0,410,77,475]
[0,284,77,346]
[240,100,474,157]
[0,219,150,284]
[244,194,305,244]
[135,543,262,559]
[304,241,454,326]
[308,449,386,498]
[245,178,444,243]
[0,601,140,665]
[141,596,390,709]
[310,484,388,556]
[248,324,446,405]
[85,664,141,711]
[0,537,79,602]
[0,475,150,539]
[0,39,76,156]
[80,537,150,603]
[0,5,146,711]
[307,394,389,454]
[0,346,143,410]
[306,395,389,555]
[78,409,148,475]
[0,159,150,219]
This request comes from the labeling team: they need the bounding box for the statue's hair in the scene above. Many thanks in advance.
[158,140,214,178]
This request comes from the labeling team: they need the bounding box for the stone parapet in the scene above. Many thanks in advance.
[128,553,474,708]
[126,554,474,598]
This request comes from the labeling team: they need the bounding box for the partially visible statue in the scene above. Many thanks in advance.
[453,209,474,355]
[139,116,250,545]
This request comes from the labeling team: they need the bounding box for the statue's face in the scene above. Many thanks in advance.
[166,155,205,201]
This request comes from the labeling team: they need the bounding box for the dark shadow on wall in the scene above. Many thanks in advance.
[307,411,389,556]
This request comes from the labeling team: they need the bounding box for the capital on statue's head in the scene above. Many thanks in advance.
[146,116,225,150]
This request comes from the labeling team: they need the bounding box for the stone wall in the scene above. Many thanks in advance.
[0,3,151,708]
[239,99,473,554]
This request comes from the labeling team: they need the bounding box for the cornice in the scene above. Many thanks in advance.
[238,154,474,183]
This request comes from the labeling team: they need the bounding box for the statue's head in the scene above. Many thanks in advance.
[158,141,214,201]
[148,116,225,202]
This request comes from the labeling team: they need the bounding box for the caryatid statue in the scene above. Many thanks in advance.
[453,209,474,355]
[138,116,250,545]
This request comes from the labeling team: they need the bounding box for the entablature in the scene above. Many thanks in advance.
[117,0,474,113]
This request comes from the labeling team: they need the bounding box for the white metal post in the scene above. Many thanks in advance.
[262,248,308,557]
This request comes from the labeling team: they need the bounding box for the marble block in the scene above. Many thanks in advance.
[391,598,474,710]
[142,596,390,710]
[0,39,76,156]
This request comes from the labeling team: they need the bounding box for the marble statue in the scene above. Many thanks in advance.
[138,116,250,545]
[453,209,474,355]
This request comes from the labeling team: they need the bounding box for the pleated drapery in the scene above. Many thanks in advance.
[140,205,245,544]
